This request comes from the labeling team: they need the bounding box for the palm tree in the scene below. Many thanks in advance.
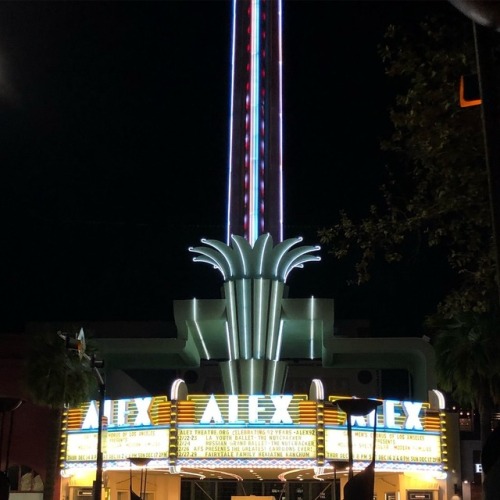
[22,329,97,500]
[428,312,500,448]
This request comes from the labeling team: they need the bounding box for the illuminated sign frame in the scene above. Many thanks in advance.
[62,394,445,473]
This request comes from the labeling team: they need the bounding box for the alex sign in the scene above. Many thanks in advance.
[75,395,429,431]
[63,394,442,469]
[80,397,158,429]
[336,400,426,431]
[193,394,305,425]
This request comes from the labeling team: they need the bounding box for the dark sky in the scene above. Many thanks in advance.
[0,1,457,335]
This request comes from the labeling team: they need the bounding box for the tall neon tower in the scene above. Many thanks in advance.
[185,0,321,394]
[226,0,284,245]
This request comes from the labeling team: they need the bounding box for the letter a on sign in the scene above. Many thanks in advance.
[200,395,224,424]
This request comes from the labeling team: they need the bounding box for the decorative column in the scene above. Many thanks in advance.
[190,233,320,394]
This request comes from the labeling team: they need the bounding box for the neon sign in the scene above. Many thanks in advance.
[63,394,444,471]
[340,400,425,431]
[199,394,295,424]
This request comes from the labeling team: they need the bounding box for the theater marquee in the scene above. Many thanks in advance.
[61,393,445,472]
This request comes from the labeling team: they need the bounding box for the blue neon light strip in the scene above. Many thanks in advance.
[226,0,284,244]
[277,0,284,242]
[248,0,261,245]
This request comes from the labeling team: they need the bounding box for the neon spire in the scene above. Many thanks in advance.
[226,0,284,246]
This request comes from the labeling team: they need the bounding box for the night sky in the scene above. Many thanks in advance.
[0,1,458,335]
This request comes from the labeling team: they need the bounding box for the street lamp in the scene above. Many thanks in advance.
[335,398,382,500]
[91,362,105,500]
[327,460,349,500]
[60,329,105,500]
[128,458,151,500]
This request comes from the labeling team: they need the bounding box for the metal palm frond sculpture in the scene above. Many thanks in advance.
[189,233,320,281]
[188,233,321,394]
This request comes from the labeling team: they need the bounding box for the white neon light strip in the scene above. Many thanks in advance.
[255,278,263,358]
[277,0,284,242]
[282,246,320,282]
[273,238,301,278]
[170,379,185,400]
[266,281,281,359]
[432,389,446,410]
[268,361,276,393]
[257,233,270,275]
[210,239,235,278]
[192,299,210,359]
[311,379,325,401]
[226,0,238,244]
[232,236,248,275]
[309,296,315,359]
[254,359,258,394]
[226,282,239,359]
[242,279,250,359]
[274,319,284,361]
[248,0,260,245]
[225,321,233,361]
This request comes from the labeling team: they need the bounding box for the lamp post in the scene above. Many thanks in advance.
[60,330,105,500]
[327,460,349,500]
[447,1,500,304]
[335,398,382,500]
[446,5,500,497]
[128,458,151,500]
[92,364,105,500]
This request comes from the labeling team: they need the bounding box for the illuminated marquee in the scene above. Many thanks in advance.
[73,396,171,430]
[325,429,442,465]
[177,428,316,459]
[322,398,443,468]
[172,394,316,464]
[62,393,444,471]
[65,428,169,462]
[63,395,171,465]
[189,394,308,424]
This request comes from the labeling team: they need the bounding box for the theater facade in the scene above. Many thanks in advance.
[59,378,455,500]
[50,228,461,500]
[52,1,462,498]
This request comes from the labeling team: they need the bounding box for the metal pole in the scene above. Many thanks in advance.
[59,331,106,500]
[93,373,105,500]
[346,416,354,481]
[473,22,500,305]
[332,466,337,500]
